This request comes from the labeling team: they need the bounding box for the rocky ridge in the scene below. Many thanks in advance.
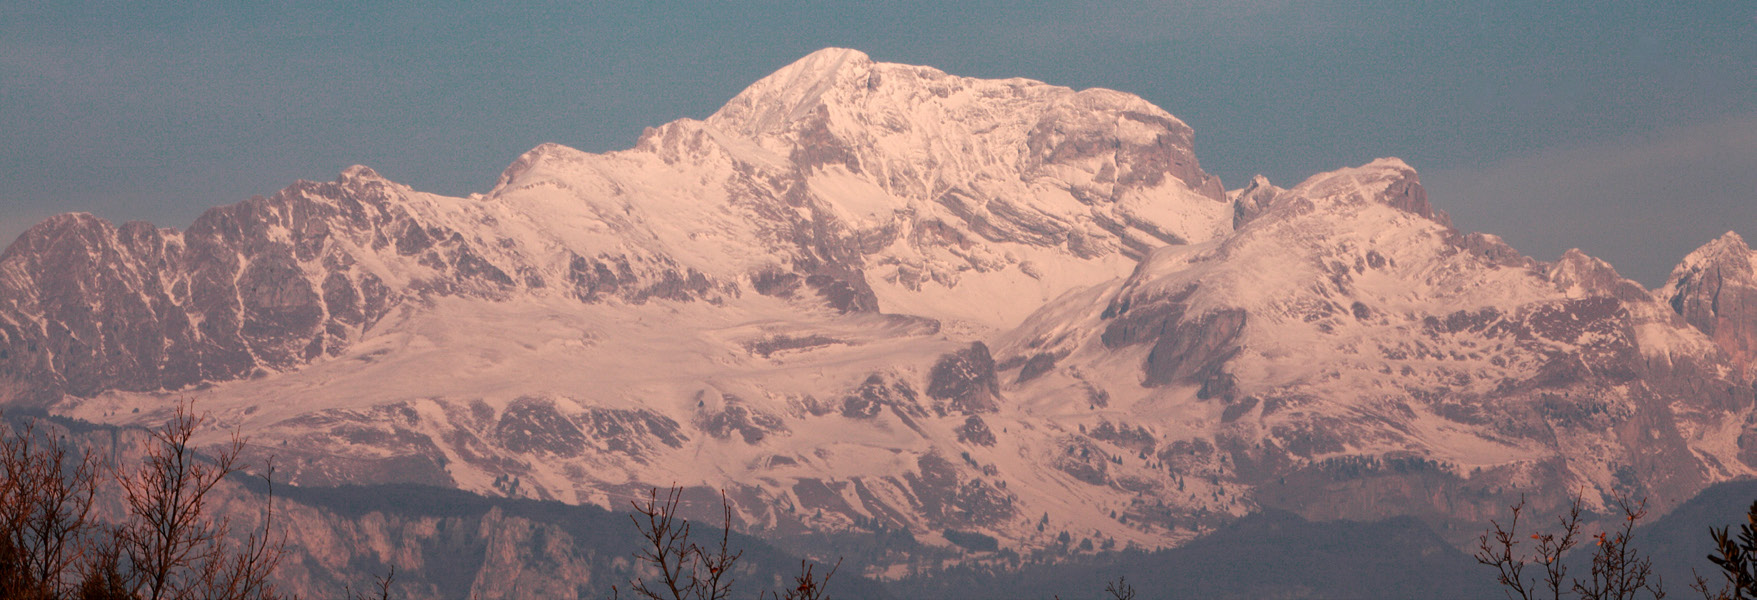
[1662,231,1757,383]
[995,158,1750,540]
[0,49,1753,577]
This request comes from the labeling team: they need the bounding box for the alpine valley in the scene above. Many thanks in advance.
[3,48,1756,598]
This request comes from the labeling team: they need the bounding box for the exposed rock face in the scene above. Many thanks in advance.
[1662,231,1757,382]
[494,397,591,457]
[955,415,996,447]
[903,452,1014,528]
[696,394,787,444]
[709,48,1226,207]
[0,167,766,404]
[1051,435,1111,486]
[1013,352,1058,384]
[997,157,1755,542]
[1089,420,1156,455]
[4,49,1756,576]
[0,172,428,401]
[696,48,1233,325]
[1230,175,1284,229]
[841,373,922,419]
[1,49,1235,407]
[1137,309,1246,389]
[926,342,1001,415]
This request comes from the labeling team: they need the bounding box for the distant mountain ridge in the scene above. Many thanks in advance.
[1,48,1753,581]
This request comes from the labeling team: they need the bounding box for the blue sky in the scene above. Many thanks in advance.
[2,2,1753,284]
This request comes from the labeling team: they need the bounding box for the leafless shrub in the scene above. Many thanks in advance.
[1104,575,1136,600]
[345,565,397,600]
[1572,496,1663,600]
[618,485,841,600]
[768,558,839,600]
[1477,492,1664,600]
[620,486,742,600]
[0,418,100,598]
[0,403,289,600]
[0,421,87,600]
[111,402,287,600]
[1477,494,1583,600]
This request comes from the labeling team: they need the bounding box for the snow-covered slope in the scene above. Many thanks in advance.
[0,48,1238,572]
[992,159,1751,536]
[0,48,1233,405]
[1,49,1754,575]
[493,47,1231,330]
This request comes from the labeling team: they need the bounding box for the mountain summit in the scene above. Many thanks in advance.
[1,49,1753,577]
[1662,231,1757,381]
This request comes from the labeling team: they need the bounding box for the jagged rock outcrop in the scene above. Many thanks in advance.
[1,49,1236,405]
[2,49,1754,574]
[995,158,1754,541]
[926,342,1001,415]
[1662,231,1757,382]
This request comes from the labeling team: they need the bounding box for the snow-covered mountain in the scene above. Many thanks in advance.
[995,159,1751,537]
[1662,231,1757,383]
[1,48,1753,575]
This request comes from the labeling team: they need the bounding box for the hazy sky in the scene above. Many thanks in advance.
[2,2,1753,285]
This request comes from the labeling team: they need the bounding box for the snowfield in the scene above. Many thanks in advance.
[3,48,1754,577]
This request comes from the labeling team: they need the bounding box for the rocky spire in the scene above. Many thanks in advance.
[1662,231,1757,381]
